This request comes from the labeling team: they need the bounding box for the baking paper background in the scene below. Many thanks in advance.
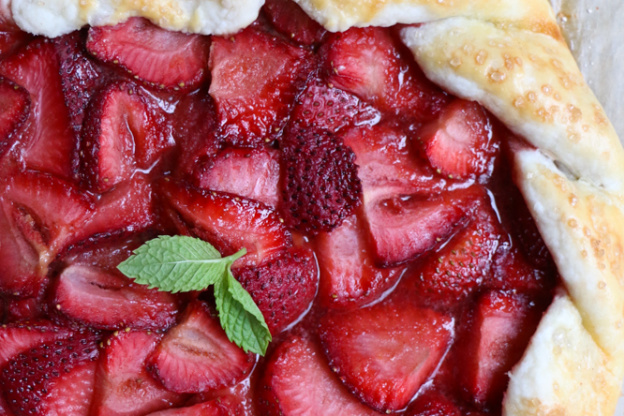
[550,0,624,413]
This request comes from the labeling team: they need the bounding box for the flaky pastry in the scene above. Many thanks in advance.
[4,0,624,414]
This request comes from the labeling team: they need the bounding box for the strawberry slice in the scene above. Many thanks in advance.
[162,181,292,266]
[87,17,210,91]
[0,39,76,180]
[147,301,255,394]
[314,213,404,309]
[209,27,312,146]
[54,31,111,139]
[420,99,498,179]
[0,171,92,296]
[404,390,462,416]
[80,173,155,241]
[170,89,221,181]
[53,264,179,330]
[408,202,504,305]
[342,122,445,197]
[0,77,30,158]
[258,334,383,416]
[363,188,480,267]
[289,77,381,135]
[281,129,361,234]
[0,321,72,369]
[0,333,100,416]
[319,299,453,411]
[233,247,317,334]
[263,0,326,45]
[457,291,542,408]
[321,27,448,121]
[145,395,244,416]
[195,146,281,208]
[5,295,42,322]
[92,330,184,416]
[80,80,172,193]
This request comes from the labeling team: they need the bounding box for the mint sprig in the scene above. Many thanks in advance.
[117,235,272,355]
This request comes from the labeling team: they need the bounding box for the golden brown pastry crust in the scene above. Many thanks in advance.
[6,0,624,414]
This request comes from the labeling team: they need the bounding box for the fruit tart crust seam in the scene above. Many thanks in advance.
[5,0,624,414]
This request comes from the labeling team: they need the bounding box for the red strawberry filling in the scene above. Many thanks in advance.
[0,8,559,416]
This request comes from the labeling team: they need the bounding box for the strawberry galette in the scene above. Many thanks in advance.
[1,0,624,415]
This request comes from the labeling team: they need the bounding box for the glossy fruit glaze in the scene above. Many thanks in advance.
[0,0,558,415]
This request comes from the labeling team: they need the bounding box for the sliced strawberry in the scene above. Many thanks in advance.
[319,299,453,411]
[289,77,380,135]
[0,8,31,59]
[0,77,30,158]
[342,122,445,197]
[258,334,383,416]
[0,333,99,416]
[145,395,244,416]
[54,31,111,139]
[420,99,498,179]
[80,174,155,242]
[281,129,361,234]
[5,295,42,322]
[170,90,221,181]
[0,321,73,369]
[408,202,504,305]
[0,39,76,180]
[0,171,92,296]
[263,0,326,45]
[92,330,184,416]
[363,187,481,267]
[314,213,404,309]
[80,80,172,193]
[162,181,292,266]
[233,247,317,334]
[195,146,281,208]
[87,17,210,91]
[457,291,542,408]
[209,27,312,146]
[321,27,448,121]
[0,392,12,416]
[404,390,462,416]
[147,301,255,393]
[53,264,179,330]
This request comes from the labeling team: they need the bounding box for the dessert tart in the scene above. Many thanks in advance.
[0,0,623,415]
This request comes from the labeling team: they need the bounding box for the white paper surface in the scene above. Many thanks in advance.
[550,1,624,414]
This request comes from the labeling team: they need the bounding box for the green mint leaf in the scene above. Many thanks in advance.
[118,235,271,355]
[214,269,272,355]
[117,235,246,293]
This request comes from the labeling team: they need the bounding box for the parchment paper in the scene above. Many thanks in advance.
[550,1,624,413]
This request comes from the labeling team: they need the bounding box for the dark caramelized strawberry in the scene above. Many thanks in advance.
[281,129,361,234]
